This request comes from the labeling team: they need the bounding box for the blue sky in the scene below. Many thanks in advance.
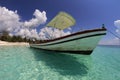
[0,0,120,44]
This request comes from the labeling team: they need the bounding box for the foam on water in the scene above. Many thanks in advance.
[0,45,120,80]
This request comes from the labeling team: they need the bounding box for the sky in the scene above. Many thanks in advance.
[0,0,120,45]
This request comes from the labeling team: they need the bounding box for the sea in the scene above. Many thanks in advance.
[0,45,120,80]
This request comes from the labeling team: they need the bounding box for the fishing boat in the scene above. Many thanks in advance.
[30,12,107,55]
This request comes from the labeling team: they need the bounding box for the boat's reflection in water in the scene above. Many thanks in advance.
[31,48,92,76]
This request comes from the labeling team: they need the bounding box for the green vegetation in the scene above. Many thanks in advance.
[0,31,47,44]
[0,31,32,43]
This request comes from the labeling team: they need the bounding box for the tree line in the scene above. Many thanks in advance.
[0,31,33,43]
[0,31,50,44]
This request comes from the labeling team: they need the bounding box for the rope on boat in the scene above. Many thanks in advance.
[107,29,120,39]
[107,29,120,45]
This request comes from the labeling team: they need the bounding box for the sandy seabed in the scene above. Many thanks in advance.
[0,40,29,46]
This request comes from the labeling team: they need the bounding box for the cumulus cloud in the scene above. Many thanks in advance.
[0,6,71,40]
[114,20,120,29]
[114,20,120,35]
[39,27,71,40]
[116,29,120,34]
[16,28,39,39]
[15,27,71,40]
[23,9,47,28]
[0,6,21,32]
[0,6,48,40]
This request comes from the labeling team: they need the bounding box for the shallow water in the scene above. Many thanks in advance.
[0,45,120,80]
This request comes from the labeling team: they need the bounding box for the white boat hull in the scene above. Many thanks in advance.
[30,28,106,55]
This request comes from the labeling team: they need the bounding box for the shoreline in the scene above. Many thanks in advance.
[0,40,29,46]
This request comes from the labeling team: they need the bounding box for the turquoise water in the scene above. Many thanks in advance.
[0,45,120,80]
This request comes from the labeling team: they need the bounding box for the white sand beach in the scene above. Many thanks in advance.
[0,40,29,46]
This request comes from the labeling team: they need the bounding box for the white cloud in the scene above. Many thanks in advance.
[0,6,48,40]
[16,28,40,40]
[114,20,120,36]
[23,9,47,28]
[16,28,30,38]
[16,27,71,40]
[0,6,21,32]
[39,27,71,40]
[30,29,39,39]
[0,6,71,40]
[116,29,120,34]
[114,20,120,29]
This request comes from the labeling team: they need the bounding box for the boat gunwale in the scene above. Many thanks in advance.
[31,28,106,44]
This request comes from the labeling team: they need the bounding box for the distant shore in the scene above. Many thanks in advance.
[0,40,29,46]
